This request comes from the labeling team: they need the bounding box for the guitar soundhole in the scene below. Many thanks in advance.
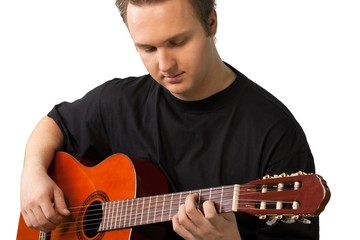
[77,190,108,240]
[83,200,103,238]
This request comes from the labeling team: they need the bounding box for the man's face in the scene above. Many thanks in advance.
[127,0,217,101]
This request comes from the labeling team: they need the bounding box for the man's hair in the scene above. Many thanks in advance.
[115,0,216,35]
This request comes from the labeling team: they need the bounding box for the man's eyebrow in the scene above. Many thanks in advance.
[135,43,153,49]
[135,30,191,48]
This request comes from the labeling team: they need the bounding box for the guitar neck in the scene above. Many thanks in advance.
[99,185,239,231]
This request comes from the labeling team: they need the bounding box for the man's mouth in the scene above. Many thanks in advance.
[163,72,184,83]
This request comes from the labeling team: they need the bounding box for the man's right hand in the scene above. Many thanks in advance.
[20,116,68,232]
[20,165,70,232]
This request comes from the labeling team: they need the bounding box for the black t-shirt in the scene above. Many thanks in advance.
[48,64,318,239]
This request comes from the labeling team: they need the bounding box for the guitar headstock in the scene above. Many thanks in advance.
[238,172,330,224]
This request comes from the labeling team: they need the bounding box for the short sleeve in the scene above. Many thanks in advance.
[48,83,112,161]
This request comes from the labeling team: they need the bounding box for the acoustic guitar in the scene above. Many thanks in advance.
[17,151,330,239]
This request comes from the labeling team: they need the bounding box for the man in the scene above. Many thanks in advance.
[20,0,319,239]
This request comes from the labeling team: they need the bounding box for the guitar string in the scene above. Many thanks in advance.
[62,183,297,213]
[56,185,298,222]
[64,186,235,210]
[42,199,293,237]
[45,185,299,235]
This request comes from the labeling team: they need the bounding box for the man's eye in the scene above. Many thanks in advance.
[170,39,186,47]
[142,47,156,53]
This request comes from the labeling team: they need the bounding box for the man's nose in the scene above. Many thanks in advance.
[157,48,175,72]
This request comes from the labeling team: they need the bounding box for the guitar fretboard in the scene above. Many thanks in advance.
[98,185,239,231]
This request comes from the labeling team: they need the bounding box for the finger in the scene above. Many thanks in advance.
[21,205,53,232]
[38,187,70,229]
[184,193,204,224]
[53,188,70,216]
[21,209,34,229]
[172,213,194,239]
[202,200,221,224]
[31,205,58,232]
[40,201,63,226]
[177,203,198,232]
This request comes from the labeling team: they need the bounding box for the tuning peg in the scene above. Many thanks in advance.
[282,217,295,224]
[297,217,311,224]
[291,171,307,176]
[266,217,277,226]
[262,174,271,179]
[265,215,284,226]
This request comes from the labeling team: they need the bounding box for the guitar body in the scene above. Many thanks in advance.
[17,152,168,240]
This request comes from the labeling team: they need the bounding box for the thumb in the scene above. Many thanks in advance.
[53,188,71,216]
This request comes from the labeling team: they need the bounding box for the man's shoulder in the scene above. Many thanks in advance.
[95,74,161,109]
[228,73,301,133]
[104,74,155,88]
[98,74,158,95]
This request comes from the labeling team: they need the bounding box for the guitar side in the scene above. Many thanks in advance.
[17,151,168,240]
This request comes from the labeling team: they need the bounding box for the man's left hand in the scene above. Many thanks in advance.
[172,193,242,240]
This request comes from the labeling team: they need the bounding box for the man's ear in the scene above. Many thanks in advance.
[209,9,218,37]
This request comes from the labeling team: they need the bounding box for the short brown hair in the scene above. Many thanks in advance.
[115,0,216,35]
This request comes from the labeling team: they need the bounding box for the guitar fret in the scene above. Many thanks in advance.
[220,187,224,212]
[154,195,158,222]
[140,197,145,225]
[179,192,183,208]
[161,194,165,222]
[129,199,133,227]
[105,202,110,230]
[116,201,124,228]
[111,201,115,230]
[108,201,112,230]
[111,201,115,228]
[214,189,218,209]
[169,193,173,220]
[101,202,105,230]
[124,199,129,227]
[147,196,151,224]
[115,201,119,227]
[134,198,139,226]
[120,201,126,227]
[114,201,119,228]
[108,202,112,230]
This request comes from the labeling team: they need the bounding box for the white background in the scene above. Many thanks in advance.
[1,0,359,238]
